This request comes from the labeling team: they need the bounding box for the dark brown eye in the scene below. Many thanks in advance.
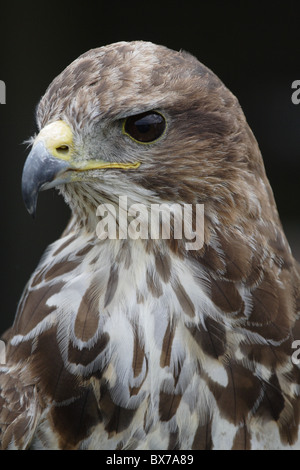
[123,111,166,143]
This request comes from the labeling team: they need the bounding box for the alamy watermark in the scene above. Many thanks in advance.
[0,80,5,104]
[95,196,204,250]
[291,340,300,365]
[291,80,300,105]
[0,340,6,364]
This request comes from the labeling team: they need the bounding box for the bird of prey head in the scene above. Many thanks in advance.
[22,41,268,233]
[2,41,300,450]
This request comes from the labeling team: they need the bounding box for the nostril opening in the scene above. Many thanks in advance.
[56,145,69,154]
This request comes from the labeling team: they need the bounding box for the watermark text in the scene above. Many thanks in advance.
[291,80,300,105]
[0,80,5,104]
[0,340,6,364]
[96,196,204,250]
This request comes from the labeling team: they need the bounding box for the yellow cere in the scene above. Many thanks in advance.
[34,120,74,161]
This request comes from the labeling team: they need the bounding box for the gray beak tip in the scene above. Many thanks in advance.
[21,180,38,218]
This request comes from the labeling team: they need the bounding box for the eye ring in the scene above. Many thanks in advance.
[122,110,167,144]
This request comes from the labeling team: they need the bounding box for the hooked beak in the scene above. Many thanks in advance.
[21,120,140,217]
[22,141,71,217]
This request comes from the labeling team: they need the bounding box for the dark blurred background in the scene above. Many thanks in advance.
[0,1,299,333]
